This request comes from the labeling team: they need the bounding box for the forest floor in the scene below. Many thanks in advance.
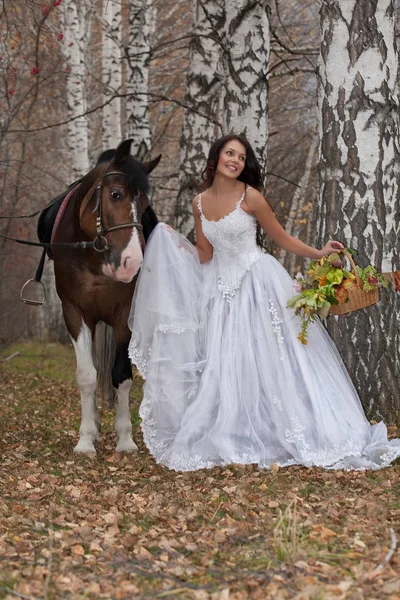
[0,342,399,600]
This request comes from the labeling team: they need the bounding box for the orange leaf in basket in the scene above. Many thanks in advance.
[335,285,348,304]
[342,279,357,290]
[318,275,328,287]
[394,271,400,292]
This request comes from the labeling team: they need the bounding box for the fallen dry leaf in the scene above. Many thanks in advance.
[308,524,338,542]
[71,544,85,556]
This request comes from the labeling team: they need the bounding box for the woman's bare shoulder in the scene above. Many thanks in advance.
[193,188,214,211]
[245,187,270,211]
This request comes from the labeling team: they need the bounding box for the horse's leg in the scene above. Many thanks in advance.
[113,331,138,453]
[67,314,99,454]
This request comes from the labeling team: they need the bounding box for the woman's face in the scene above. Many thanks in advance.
[216,139,246,180]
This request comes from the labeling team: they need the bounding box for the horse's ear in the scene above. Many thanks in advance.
[114,139,133,163]
[141,154,162,174]
[96,149,115,166]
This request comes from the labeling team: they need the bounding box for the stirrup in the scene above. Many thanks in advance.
[20,279,46,306]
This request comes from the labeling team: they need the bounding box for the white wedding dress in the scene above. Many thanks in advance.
[128,192,400,471]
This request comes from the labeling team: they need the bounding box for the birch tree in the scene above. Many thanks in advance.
[28,0,93,342]
[101,0,122,149]
[175,0,225,237]
[317,0,400,419]
[222,0,270,181]
[176,0,271,236]
[126,0,155,159]
[62,0,90,179]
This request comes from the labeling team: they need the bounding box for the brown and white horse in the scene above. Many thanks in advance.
[40,139,160,453]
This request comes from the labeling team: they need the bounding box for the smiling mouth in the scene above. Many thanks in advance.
[226,165,238,172]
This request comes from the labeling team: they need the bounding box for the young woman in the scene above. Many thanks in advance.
[128,135,400,472]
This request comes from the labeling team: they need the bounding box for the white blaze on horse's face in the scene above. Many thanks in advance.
[102,202,143,283]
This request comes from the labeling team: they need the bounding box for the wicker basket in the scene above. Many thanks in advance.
[329,250,379,316]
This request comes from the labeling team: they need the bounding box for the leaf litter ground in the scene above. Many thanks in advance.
[0,342,399,600]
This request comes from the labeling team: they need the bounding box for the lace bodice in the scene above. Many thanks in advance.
[199,189,263,301]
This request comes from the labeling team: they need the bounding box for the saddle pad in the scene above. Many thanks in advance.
[51,183,81,244]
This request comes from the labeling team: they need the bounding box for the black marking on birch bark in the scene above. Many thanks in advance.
[320,1,338,65]
[373,140,386,228]
[386,2,394,19]
[198,0,226,31]
[343,191,355,221]
[348,0,388,67]
[318,95,341,242]
[223,12,269,93]
[355,176,367,198]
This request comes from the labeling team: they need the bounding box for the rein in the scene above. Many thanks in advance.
[0,233,96,250]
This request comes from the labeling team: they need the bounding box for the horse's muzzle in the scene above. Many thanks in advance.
[102,245,143,283]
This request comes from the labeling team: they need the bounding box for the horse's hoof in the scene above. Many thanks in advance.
[116,438,138,453]
[74,439,97,454]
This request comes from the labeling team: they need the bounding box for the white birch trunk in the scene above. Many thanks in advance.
[175,0,225,237]
[31,0,91,342]
[126,0,154,159]
[101,0,122,149]
[317,0,400,420]
[222,0,270,182]
[62,0,90,179]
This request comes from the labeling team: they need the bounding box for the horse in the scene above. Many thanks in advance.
[38,139,160,454]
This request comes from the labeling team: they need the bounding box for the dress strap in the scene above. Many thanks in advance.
[197,193,203,215]
[237,185,252,207]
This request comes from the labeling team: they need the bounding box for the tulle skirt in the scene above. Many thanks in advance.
[128,224,400,471]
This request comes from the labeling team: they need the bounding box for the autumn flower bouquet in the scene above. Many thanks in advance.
[287,249,400,345]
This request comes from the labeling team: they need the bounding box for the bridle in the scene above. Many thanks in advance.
[90,169,144,253]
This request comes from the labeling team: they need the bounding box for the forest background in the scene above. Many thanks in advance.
[0,0,399,421]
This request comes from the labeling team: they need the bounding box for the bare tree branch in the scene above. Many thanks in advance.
[270,27,318,55]
[269,67,316,79]
[7,91,223,134]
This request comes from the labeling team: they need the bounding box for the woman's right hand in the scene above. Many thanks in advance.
[318,240,344,258]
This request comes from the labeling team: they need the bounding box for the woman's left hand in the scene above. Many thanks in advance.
[319,239,344,257]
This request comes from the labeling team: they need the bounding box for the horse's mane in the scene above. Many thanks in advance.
[114,155,150,196]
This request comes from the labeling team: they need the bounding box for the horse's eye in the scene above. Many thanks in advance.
[110,190,122,201]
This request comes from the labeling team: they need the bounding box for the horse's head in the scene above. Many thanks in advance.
[80,139,161,283]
